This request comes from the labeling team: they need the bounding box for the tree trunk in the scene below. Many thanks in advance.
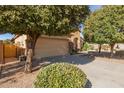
[98,44,102,53]
[25,39,28,56]
[24,49,33,73]
[110,43,115,57]
[31,37,38,56]
[24,34,40,73]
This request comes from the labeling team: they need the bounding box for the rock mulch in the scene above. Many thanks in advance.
[0,70,39,88]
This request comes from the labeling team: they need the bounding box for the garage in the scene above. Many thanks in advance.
[34,36,69,58]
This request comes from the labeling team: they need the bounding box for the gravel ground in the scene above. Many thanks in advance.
[0,54,124,88]
[0,70,39,88]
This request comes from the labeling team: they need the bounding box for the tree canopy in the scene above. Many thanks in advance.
[0,5,90,36]
[84,5,124,45]
[3,39,13,44]
[0,5,90,51]
[0,5,90,72]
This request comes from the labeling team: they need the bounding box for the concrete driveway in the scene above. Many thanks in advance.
[78,58,124,88]
[40,53,124,88]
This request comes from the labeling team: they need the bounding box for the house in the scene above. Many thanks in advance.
[12,31,83,59]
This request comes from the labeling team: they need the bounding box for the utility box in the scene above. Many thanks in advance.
[19,55,26,62]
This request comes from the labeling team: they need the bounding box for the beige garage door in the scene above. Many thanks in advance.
[34,37,69,58]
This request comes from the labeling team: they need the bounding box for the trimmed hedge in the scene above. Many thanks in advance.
[34,63,87,88]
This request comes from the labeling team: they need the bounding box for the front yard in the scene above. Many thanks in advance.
[0,53,124,88]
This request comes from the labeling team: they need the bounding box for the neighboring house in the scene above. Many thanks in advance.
[12,35,27,48]
[12,31,83,59]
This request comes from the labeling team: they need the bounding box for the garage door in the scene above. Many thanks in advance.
[34,37,69,58]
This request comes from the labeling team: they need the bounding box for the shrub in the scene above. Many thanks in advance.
[82,42,92,51]
[34,63,87,88]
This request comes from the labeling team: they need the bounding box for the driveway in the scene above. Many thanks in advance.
[78,58,124,88]
[40,53,124,88]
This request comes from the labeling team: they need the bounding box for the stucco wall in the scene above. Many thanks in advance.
[69,31,81,50]
[115,44,124,50]
[34,37,69,58]
[14,31,81,58]
[14,35,27,48]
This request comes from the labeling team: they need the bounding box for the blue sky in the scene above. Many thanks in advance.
[0,5,102,40]
[89,5,102,12]
[0,33,14,40]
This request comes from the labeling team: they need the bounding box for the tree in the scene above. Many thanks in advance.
[84,5,124,55]
[0,5,90,72]
[3,39,13,44]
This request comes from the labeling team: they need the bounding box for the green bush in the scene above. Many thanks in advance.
[82,42,91,51]
[34,63,87,88]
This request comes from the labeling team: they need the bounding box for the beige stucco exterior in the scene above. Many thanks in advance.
[69,31,81,50]
[34,36,69,58]
[13,31,82,58]
[14,35,27,48]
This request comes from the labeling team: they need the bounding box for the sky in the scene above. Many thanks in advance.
[0,5,102,40]
[89,5,102,12]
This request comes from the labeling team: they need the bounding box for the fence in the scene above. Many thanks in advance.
[0,41,4,64]
[4,44,17,58]
[0,41,25,64]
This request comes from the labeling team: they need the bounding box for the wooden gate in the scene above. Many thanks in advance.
[0,41,4,64]
[4,44,17,58]
[0,41,25,64]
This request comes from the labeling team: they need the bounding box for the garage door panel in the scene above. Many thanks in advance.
[35,38,69,58]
